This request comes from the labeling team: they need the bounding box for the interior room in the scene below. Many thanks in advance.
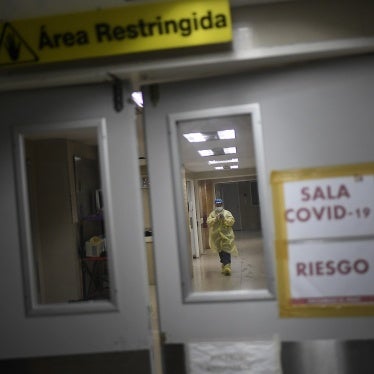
[1,1,374,374]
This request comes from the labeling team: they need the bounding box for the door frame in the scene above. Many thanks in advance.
[148,101,275,304]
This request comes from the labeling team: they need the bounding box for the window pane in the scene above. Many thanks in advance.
[14,121,116,314]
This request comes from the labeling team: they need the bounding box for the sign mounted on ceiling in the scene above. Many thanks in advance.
[0,0,232,67]
[271,163,374,318]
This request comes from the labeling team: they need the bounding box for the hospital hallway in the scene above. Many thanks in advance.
[192,230,267,292]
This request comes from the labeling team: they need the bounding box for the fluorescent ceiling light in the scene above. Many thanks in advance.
[223,147,236,154]
[131,91,143,107]
[183,132,207,142]
[218,129,235,140]
[230,165,239,169]
[215,166,224,170]
[208,158,239,165]
[198,149,214,157]
[184,129,235,143]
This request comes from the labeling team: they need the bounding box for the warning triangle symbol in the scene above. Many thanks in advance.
[0,22,39,66]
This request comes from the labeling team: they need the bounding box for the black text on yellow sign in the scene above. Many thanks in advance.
[0,0,232,67]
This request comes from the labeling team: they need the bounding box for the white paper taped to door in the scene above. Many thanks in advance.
[186,337,282,374]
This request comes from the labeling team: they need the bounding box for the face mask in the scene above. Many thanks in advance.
[215,206,223,212]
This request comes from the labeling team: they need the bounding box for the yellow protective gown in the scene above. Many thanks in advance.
[207,208,238,255]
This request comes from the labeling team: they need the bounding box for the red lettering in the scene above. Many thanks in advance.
[327,185,337,199]
[326,260,335,275]
[316,261,324,275]
[337,184,350,199]
[296,259,370,276]
[296,208,310,222]
[313,206,325,220]
[308,262,314,276]
[285,209,294,223]
[313,186,325,200]
[301,187,311,201]
[354,259,369,274]
[285,205,347,223]
[296,262,306,276]
[334,205,346,219]
[338,260,351,274]
[300,184,351,202]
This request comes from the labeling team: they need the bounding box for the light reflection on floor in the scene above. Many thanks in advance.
[192,230,267,292]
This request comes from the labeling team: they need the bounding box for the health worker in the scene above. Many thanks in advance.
[207,198,238,276]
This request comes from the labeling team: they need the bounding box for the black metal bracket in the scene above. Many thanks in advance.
[149,84,160,107]
[108,74,124,112]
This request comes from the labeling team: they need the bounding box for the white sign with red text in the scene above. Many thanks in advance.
[284,175,374,240]
[288,240,374,305]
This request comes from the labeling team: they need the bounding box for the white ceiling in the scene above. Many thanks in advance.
[178,114,255,174]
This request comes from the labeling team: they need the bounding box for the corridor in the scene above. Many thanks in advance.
[192,230,267,292]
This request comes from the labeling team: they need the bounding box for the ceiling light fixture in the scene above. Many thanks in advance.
[215,166,224,170]
[223,146,236,154]
[208,158,239,165]
[131,91,143,107]
[218,129,235,139]
[183,132,208,142]
[183,129,235,143]
[198,149,214,157]
[230,165,239,169]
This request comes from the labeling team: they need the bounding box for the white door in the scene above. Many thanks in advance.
[0,82,151,360]
[186,180,199,258]
[142,65,374,345]
[143,81,276,344]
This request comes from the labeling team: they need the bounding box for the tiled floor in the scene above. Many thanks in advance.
[192,230,267,292]
[148,230,267,373]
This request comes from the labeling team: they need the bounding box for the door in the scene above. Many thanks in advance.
[216,182,242,230]
[0,82,152,360]
[143,80,276,344]
[186,180,199,258]
[142,62,374,346]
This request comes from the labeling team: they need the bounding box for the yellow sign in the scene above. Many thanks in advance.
[0,0,232,67]
[271,163,374,318]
